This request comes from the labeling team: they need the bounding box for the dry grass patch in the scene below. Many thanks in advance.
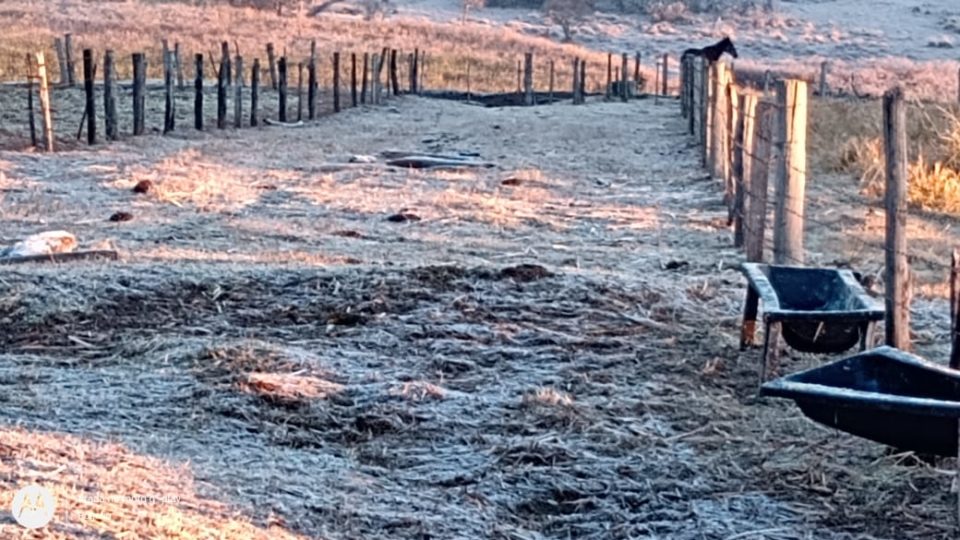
[812,98,960,214]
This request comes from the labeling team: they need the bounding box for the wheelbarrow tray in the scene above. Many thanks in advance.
[761,346,960,456]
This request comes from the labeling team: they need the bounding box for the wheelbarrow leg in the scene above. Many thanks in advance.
[740,285,760,350]
[859,321,877,351]
[759,320,782,391]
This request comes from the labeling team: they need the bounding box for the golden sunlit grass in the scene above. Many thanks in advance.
[0,429,309,539]
[811,97,960,214]
[0,0,635,94]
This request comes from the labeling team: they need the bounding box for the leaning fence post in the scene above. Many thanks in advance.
[35,53,54,152]
[579,59,586,100]
[772,79,808,266]
[883,86,911,351]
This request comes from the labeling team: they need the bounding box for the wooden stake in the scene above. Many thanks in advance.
[523,52,534,106]
[221,41,231,88]
[634,51,641,92]
[332,52,340,112]
[164,50,175,134]
[351,53,358,107]
[732,92,747,246]
[297,61,304,121]
[83,49,96,144]
[36,53,53,152]
[217,55,227,129]
[64,33,76,87]
[772,79,808,266]
[572,58,580,104]
[175,42,185,90]
[819,61,828,96]
[308,58,317,118]
[267,43,278,90]
[361,53,369,105]
[54,38,67,86]
[411,48,419,94]
[606,53,612,100]
[390,49,399,96]
[251,58,260,127]
[579,60,586,100]
[278,56,288,121]
[883,85,910,350]
[26,55,36,148]
[621,53,629,102]
[234,56,244,128]
[132,53,146,136]
[194,54,203,130]
[661,54,669,96]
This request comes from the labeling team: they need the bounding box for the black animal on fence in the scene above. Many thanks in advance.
[681,37,738,64]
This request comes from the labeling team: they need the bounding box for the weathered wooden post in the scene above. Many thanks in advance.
[634,52,641,92]
[740,98,774,351]
[708,62,728,180]
[26,55,36,147]
[620,53,629,101]
[686,57,695,135]
[371,53,381,105]
[194,54,204,130]
[64,33,76,87]
[278,56,288,121]
[548,59,555,103]
[772,79,808,266]
[297,61,304,121]
[605,53,612,100]
[221,41,231,88]
[661,54,668,95]
[332,52,341,112]
[390,49,399,96]
[883,86,910,351]
[725,79,739,216]
[523,52,534,106]
[234,56,244,128]
[35,53,54,152]
[819,61,828,96]
[250,58,260,127]
[411,48,419,94]
[308,57,317,118]
[175,42,185,90]
[54,37,67,86]
[419,51,426,94]
[267,43,278,90]
[732,92,748,246]
[572,58,580,104]
[579,60,586,99]
[164,49,175,134]
[132,52,146,136]
[82,49,96,144]
[217,55,228,129]
[351,53,358,106]
[698,57,709,166]
[361,53,369,104]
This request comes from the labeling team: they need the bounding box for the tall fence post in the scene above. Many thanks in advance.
[132,53,146,136]
[579,60,586,100]
[103,50,117,141]
[250,58,260,127]
[64,33,76,87]
[724,77,739,215]
[26,55,36,148]
[217,55,228,129]
[194,54,203,130]
[36,53,54,152]
[297,61,304,121]
[605,53,612,100]
[234,56,244,128]
[83,49,96,144]
[548,59,555,102]
[620,53,628,101]
[352,53,358,106]
[308,57,317,118]
[819,61,828,97]
[390,49,399,96]
[371,53,381,105]
[54,37,67,86]
[634,52,641,92]
[772,79,808,266]
[332,52,341,112]
[523,52,534,106]
[278,56,288,121]
[732,92,747,246]
[883,86,910,351]
[708,62,728,179]
[572,58,580,104]
[267,43,278,90]
[361,53,369,105]
[661,53,668,96]
[164,49,175,134]
[740,98,774,349]
[175,42,185,90]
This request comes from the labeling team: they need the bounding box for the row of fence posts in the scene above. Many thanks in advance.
[679,55,913,362]
[27,35,426,151]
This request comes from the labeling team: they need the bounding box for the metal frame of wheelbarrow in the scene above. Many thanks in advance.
[739,263,885,389]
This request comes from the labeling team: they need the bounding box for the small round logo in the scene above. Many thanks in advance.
[11,484,56,529]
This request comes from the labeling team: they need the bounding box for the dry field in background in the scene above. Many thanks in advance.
[0,93,959,538]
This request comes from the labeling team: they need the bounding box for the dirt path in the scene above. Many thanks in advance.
[0,96,956,539]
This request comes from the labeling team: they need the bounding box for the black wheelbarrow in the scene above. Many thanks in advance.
[739,263,885,386]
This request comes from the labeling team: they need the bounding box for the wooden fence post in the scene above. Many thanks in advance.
[351,53,358,106]
[361,53,369,105]
[883,86,910,350]
[194,54,203,130]
[164,49,175,134]
[698,57,709,166]
[579,60,586,99]
[686,58,694,134]
[332,52,341,112]
[83,49,96,144]
[234,56,244,128]
[523,52,534,106]
[26,55,36,148]
[740,98,774,348]
[267,43,278,90]
[572,58,580,104]
[419,51,426,95]
[661,53,668,96]
[548,59,555,102]
[175,42,185,90]
[708,62,727,179]
[620,53,628,101]
[35,53,54,152]
[371,53,381,105]
[411,48,419,94]
[605,53,612,100]
[732,92,747,246]
[132,53,146,136]
[634,52,641,92]
[251,58,260,126]
[772,79,808,266]
[64,33,76,87]
[308,58,317,118]
[217,55,228,129]
[725,77,739,215]
[297,61,304,121]
[221,41,231,88]
[278,56,287,121]
[390,49,399,96]
[54,38,67,86]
